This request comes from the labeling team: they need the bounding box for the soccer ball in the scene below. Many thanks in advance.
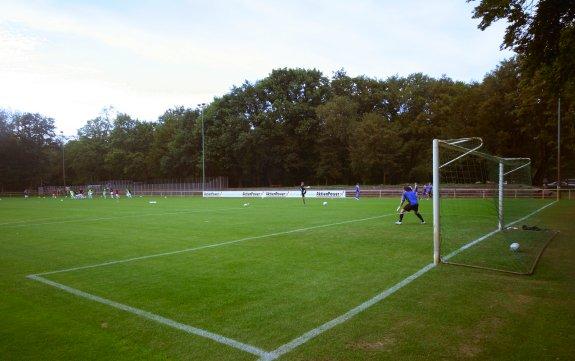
[322,201,328,206]
[243,203,250,207]
[510,242,520,252]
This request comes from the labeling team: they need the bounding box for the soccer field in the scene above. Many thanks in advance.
[1,196,574,360]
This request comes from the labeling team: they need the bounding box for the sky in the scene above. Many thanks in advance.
[0,0,513,135]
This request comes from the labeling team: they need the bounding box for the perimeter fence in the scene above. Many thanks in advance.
[33,177,228,197]
[2,182,566,200]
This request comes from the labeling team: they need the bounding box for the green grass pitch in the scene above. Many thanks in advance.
[1,196,573,360]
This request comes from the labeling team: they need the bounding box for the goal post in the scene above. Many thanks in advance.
[432,139,440,265]
[432,138,556,274]
[499,161,504,231]
[432,137,487,265]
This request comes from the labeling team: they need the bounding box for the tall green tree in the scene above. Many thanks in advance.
[470,0,575,91]
[0,112,58,190]
[68,112,113,183]
[471,0,575,182]
[315,96,359,184]
[349,112,401,184]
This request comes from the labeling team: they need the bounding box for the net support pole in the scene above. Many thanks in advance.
[432,139,440,265]
[557,97,561,201]
[498,161,504,230]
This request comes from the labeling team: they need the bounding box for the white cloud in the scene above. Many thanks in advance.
[0,23,44,70]
[0,0,513,135]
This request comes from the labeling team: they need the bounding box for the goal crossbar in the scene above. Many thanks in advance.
[502,158,531,176]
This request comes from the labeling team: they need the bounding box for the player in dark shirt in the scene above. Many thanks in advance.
[300,181,307,204]
[396,184,425,225]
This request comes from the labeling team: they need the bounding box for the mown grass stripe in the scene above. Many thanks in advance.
[35,213,395,276]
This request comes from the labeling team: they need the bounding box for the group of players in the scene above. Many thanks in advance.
[53,180,429,224]
[299,181,432,225]
[62,188,133,199]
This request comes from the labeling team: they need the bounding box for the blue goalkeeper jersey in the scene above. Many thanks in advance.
[402,191,419,205]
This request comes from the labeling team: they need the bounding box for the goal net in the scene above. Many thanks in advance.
[432,138,557,274]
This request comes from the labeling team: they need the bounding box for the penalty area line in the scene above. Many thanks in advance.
[35,213,396,276]
[0,207,244,228]
[261,200,557,361]
[26,274,271,358]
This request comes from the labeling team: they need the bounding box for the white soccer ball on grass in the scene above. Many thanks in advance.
[322,201,328,206]
[510,242,520,252]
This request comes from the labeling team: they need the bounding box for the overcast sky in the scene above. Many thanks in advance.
[0,0,512,135]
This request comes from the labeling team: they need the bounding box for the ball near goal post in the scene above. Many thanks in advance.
[432,137,556,274]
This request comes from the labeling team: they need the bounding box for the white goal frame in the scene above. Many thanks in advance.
[432,138,531,265]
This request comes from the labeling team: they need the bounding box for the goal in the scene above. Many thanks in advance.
[432,138,557,274]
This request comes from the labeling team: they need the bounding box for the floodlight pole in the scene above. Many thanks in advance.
[198,103,206,192]
[60,131,66,188]
[557,98,561,201]
[432,139,440,265]
[498,162,504,230]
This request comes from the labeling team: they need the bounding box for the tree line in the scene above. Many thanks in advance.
[1,0,573,191]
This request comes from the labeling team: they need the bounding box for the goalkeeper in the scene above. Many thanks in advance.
[395,184,425,225]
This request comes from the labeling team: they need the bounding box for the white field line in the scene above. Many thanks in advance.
[26,213,395,359]
[0,215,81,226]
[27,274,271,359]
[0,207,243,228]
[260,263,436,361]
[35,213,396,276]
[261,200,558,361]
